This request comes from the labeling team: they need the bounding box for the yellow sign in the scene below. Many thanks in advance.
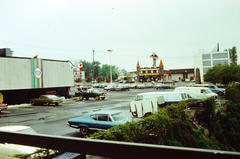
[0,92,3,104]
[139,73,159,76]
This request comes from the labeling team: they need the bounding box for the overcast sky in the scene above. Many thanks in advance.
[1,0,240,71]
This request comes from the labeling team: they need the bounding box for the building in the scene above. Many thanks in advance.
[194,48,230,82]
[130,60,194,82]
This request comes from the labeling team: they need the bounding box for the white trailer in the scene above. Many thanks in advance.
[130,96,165,118]
[0,50,74,104]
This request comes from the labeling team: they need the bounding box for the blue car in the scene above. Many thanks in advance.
[67,110,133,136]
[155,84,170,90]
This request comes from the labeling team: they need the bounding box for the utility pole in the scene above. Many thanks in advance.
[92,50,94,87]
[107,50,113,83]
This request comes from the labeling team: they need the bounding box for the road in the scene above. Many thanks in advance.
[0,88,172,137]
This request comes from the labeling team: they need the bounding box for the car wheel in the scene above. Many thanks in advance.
[132,112,138,117]
[95,96,100,100]
[80,126,89,136]
[55,103,59,106]
[198,102,204,107]
[45,102,49,106]
[156,88,158,90]
[79,95,83,101]
[31,101,36,106]
[218,92,223,96]
[86,97,89,100]
[101,97,105,100]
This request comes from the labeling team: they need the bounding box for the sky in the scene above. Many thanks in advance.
[0,0,240,71]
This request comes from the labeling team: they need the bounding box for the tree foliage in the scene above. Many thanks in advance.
[72,60,119,81]
[203,64,240,85]
[74,78,82,83]
[226,46,238,65]
[85,76,92,83]
[96,76,103,83]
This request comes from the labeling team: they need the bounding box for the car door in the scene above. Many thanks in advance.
[96,114,115,130]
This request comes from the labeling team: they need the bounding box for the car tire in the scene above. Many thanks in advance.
[86,97,89,100]
[55,103,59,106]
[79,95,83,101]
[101,97,105,100]
[132,112,138,117]
[31,101,36,106]
[198,102,204,107]
[80,126,89,136]
[45,102,49,106]
[218,92,223,96]
[95,96,100,100]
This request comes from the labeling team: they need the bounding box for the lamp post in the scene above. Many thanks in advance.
[107,50,113,83]
[92,50,94,88]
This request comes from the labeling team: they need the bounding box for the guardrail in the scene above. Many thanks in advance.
[0,131,240,159]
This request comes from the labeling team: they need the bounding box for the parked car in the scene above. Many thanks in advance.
[130,83,138,89]
[104,84,118,91]
[155,84,170,89]
[67,110,133,136]
[77,83,88,90]
[0,125,39,157]
[174,87,218,99]
[30,95,63,106]
[133,92,188,106]
[0,103,7,113]
[137,83,153,89]
[115,84,130,91]
[77,89,106,100]
[93,83,101,88]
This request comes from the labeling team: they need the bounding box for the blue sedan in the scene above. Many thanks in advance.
[155,84,170,89]
[67,110,133,136]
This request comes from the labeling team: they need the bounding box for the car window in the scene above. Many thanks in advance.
[111,113,127,121]
[98,114,111,121]
[40,96,45,99]
[201,89,207,93]
[90,114,97,120]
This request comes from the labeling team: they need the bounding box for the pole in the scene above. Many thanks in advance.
[107,50,113,84]
[92,50,94,87]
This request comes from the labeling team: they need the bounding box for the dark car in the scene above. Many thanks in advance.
[30,95,63,106]
[67,110,133,136]
[155,84,170,89]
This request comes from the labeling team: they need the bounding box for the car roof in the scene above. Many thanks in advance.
[137,92,184,96]
[175,87,209,89]
[0,125,31,132]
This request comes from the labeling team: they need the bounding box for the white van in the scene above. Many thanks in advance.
[130,96,165,118]
[174,87,217,99]
[133,92,188,106]
[130,92,188,118]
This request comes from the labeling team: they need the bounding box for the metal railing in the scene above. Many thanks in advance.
[0,131,240,159]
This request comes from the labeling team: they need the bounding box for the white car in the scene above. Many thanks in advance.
[0,125,39,157]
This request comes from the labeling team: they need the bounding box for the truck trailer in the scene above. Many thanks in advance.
[0,48,74,105]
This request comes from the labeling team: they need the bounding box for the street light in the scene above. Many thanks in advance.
[107,50,113,83]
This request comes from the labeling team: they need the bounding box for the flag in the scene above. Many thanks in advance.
[79,62,83,70]
[68,60,75,69]
[150,55,158,60]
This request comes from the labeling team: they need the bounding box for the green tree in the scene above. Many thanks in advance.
[100,64,109,78]
[204,64,240,85]
[219,64,240,84]
[203,64,223,84]
[225,46,238,65]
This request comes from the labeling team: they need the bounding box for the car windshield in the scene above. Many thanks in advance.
[111,112,127,121]
[206,89,213,93]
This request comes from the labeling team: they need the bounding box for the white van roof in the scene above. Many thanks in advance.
[175,87,209,90]
[135,92,187,101]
